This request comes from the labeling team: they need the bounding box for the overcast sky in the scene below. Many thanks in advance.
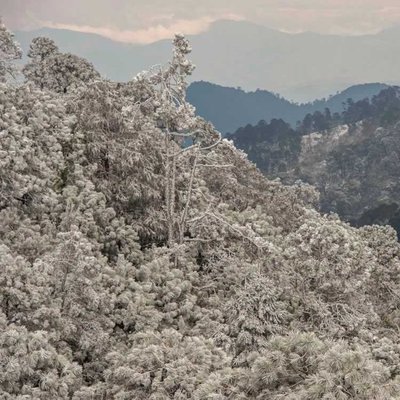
[2,0,400,44]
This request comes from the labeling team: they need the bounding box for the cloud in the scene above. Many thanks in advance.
[3,0,400,40]
[245,0,400,35]
[43,14,243,44]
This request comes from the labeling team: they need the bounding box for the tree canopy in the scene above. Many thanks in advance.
[1,20,400,399]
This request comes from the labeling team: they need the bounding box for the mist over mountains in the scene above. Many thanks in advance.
[14,20,400,101]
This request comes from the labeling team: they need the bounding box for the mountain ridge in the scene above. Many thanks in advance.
[14,20,400,100]
[187,81,388,134]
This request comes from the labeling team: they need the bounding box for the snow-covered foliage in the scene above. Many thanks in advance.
[23,36,100,93]
[0,17,22,82]
[1,21,400,398]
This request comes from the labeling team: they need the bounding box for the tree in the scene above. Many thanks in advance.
[22,37,59,90]
[129,34,222,248]
[23,37,100,93]
[0,17,22,82]
[27,37,58,61]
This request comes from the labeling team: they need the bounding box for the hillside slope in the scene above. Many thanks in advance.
[229,87,400,236]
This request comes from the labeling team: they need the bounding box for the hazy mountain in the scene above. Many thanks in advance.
[15,20,400,101]
[14,28,173,82]
[187,81,387,134]
[228,86,400,236]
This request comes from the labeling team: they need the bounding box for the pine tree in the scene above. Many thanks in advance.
[0,17,22,82]
[23,37,100,93]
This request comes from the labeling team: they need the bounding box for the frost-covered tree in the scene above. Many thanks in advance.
[27,37,58,61]
[1,24,400,399]
[0,319,82,398]
[126,34,222,248]
[244,332,400,399]
[103,329,231,398]
[0,17,22,82]
[23,37,100,92]
[22,37,58,90]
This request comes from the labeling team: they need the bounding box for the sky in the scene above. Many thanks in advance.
[2,0,400,44]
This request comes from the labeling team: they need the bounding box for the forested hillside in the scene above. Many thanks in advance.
[187,81,387,134]
[229,87,400,237]
[2,18,400,399]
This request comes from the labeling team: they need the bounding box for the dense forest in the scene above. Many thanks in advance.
[2,18,400,399]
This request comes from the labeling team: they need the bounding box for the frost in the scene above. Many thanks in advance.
[0,19,400,399]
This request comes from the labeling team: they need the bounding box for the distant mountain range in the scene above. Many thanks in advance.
[187,81,388,134]
[14,20,400,101]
